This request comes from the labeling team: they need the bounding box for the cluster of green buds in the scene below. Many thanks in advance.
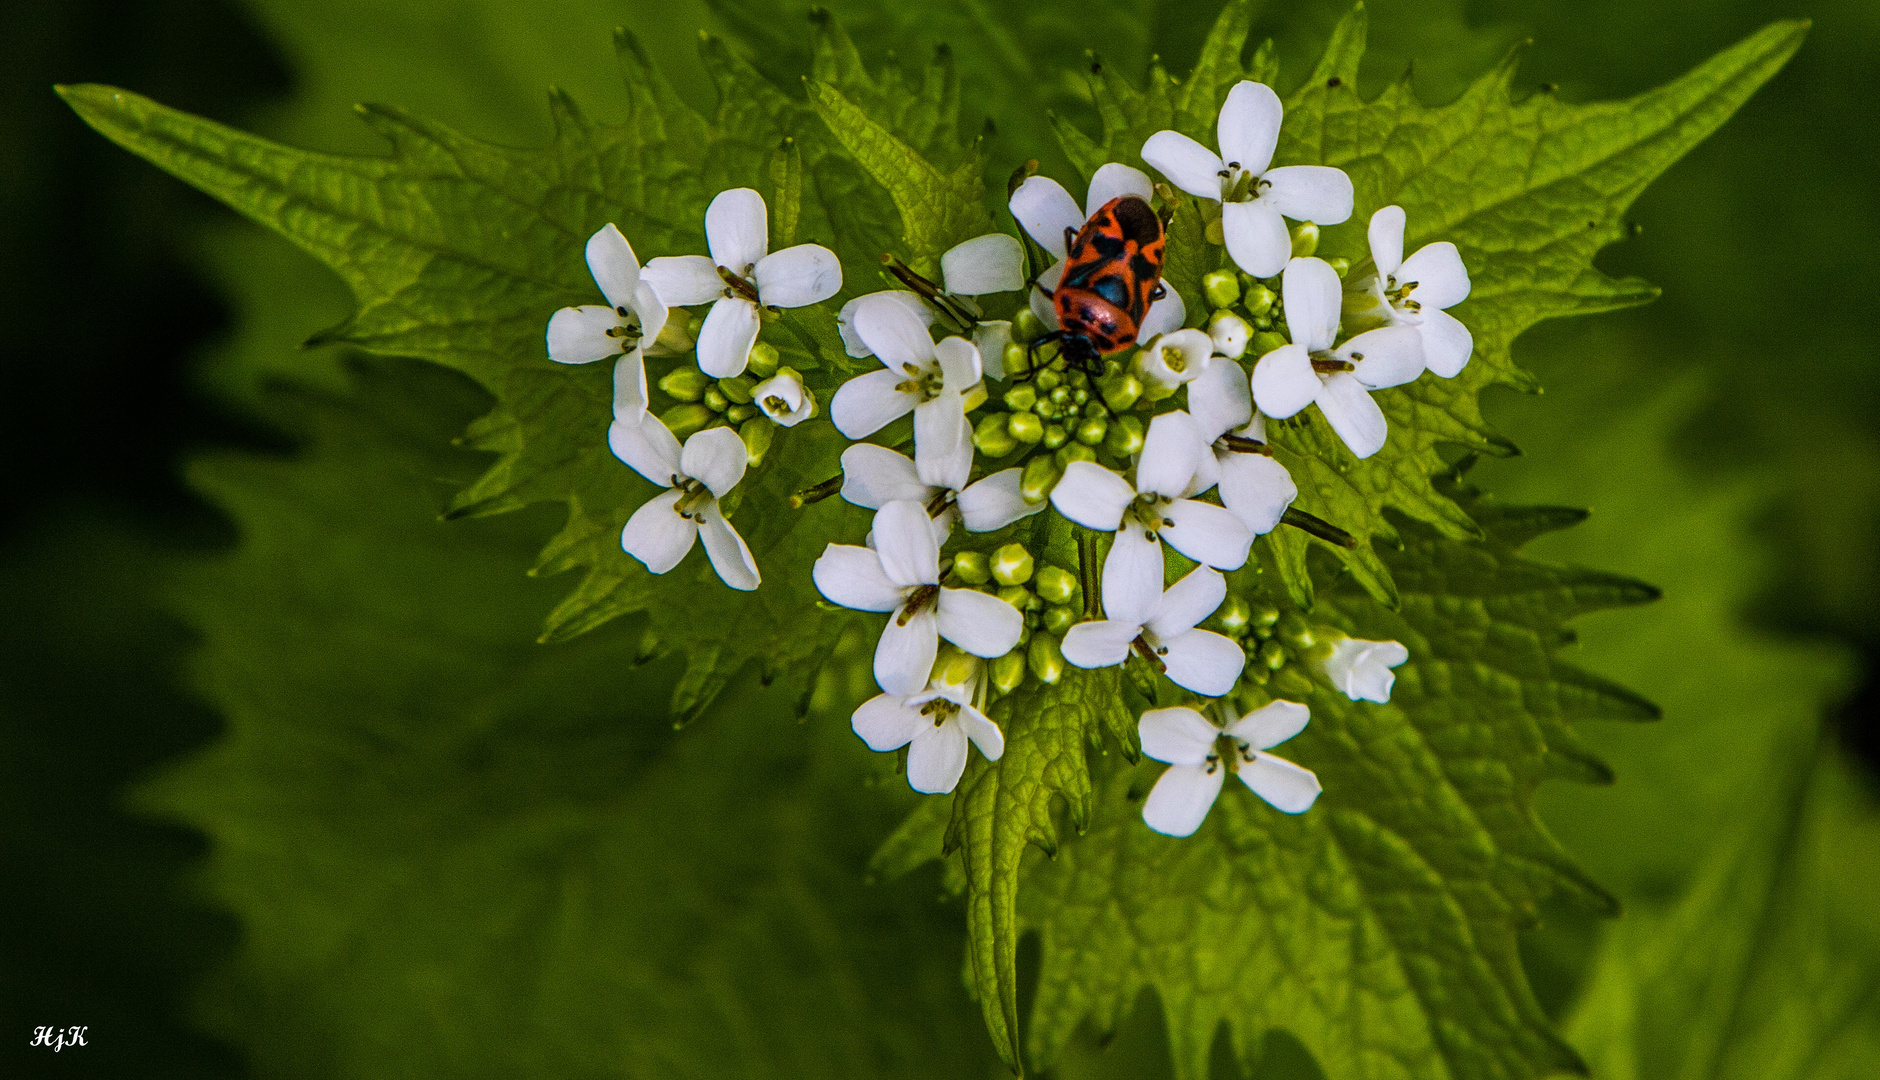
[1197,220,1355,370]
[948,540,1084,696]
[654,336,786,465]
[1205,591,1336,711]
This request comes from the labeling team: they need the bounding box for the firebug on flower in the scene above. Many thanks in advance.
[1031,194,1168,375]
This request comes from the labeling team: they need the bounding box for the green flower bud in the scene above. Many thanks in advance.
[951,550,991,585]
[991,543,1034,586]
[737,416,773,466]
[1276,612,1317,650]
[1056,442,1097,468]
[1250,599,1281,632]
[745,341,781,379]
[1100,372,1143,413]
[1075,416,1108,446]
[1211,594,1251,635]
[1035,399,1060,421]
[1243,283,1276,318]
[1271,666,1316,698]
[1105,414,1145,457]
[997,584,1031,610]
[1251,330,1289,356]
[1035,565,1077,605]
[660,403,714,441]
[1042,423,1069,449]
[702,386,731,413]
[1289,221,1320,258]
[1042,604,1076,636]
[1012,308,1047,343]
[1260,638,1288,671]
[1326,257,1351,279]
[1072,387,1089,406]
[1007,412,1045,445]
[686,312,706,336]
[1034,369,1063,392]
[1050,385,1073,406]
[990,649,1027,694]
[1244,662,1271,685]
[973,413,1020,458]
[1084,400,1108,419]
[658,366,711,402]
[1003,341,1030,378]
[1019,455,1062,504]
[933,645,980,689]
[1203,268,1241,309]
[1002,385,1038,412]
[725,404,757,424]
[1028,633,1065,685]
[1204,216,1226,245]
[1206,310,1252,360]
[718,375,755,405]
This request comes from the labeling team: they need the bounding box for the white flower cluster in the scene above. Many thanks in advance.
[543,79,1466,833]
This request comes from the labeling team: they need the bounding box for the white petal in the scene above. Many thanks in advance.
[876,609,939,696]
[1281,257,1343,352]
[813,544,902,612]
[942,233,1026,295]
[633,280,669,349]
[705,187,768,272]
[1238,753,1321,813]
[547,305,624,365]
[621,489,698,574]
[1160,498,1253,570]
[1187,353,1252,440]
[1221,201,1291,279]
[838,291,932,358]
[1184,450,1222,499]
[1216,80,1283,177]
[1368,206,1406,279]
[696,296,760,378]
[1143,764,1225,837]
[1145,564,1226,640]
[1416,308,1474,379]
[641,255,723,307]
[855,292,939,369]
[1327,638,1409,702]
[1061,618,1141,669]
[608,412,683,485]
[958,705,1005,762]
[612,348,650,420]
[1139,706,1220,766]
[1085,162,1155,216]
[1137,411,1207,497]
[1031,261,1065,329]
[1049,461,1135,531]
[680,426,748,497]
[1250,342,1319,420]
[907,721,969,794]
[1217,452,1296,535]
[1315,373,1388,459]
[1342,326,1426,390]
[1141,130,1225,201]
[1398,241,1471,310]
[872,500,942,587]
[1157,628,1245,697]
[831,369,918,439]
[1226,698,1311,751]
[585,223,642,311]
[957,469,1046,532]
[973,321,1013,380]
[936,588,1025,657]
[696,510,760,590]
[752,371,812,426]
[1137,284,1187,343]
[934,334,982,389]
[1260,166,1354,226]
[913,399,970,491]
[754,244,842,308]
[1101,525,1164,627]
[852,693,925,752]
[840,444,929,509]
[1009,176,1084,258]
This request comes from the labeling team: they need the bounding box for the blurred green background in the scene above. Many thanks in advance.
[2,0,1873,1076]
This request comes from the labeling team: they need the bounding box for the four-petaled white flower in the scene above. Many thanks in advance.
[1321,636,1409,703]
[546,223,670,370]
[852,653,1005,794]
[1139,700,1321,837]
[1141,81,1354,279]
[640,188,842,378]
[1361,206,1474,378]
[1251,257,1427,460]
[607,419,760,590]
[813,501,1024,695]
[1049,411,1253,611]
[1060,564,1245,697]
[830,294,983,484]
[1009,163,1187,342]
[839,441,1042,544]
[752,368,815,427]
[838,232,1026,375]
[1136,328,1215,395]
[1182,355,1297,535]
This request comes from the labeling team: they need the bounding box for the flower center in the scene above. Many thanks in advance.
[1125,492,1173,536]
[716,264,762,304]
[925,488,957,519]
[1215,161,1270,204]
[1213,732,1255,774]
[1129,632,1168,673]
[763,393,794,417]
[894,360,946,403]
[897,583,941,625]
[603,305,644,343]
[1162,345,1190,373]
[671,475,715,519]
[919,697,960,727]
[1383,274,1423,313]
[1309,349,1355,375]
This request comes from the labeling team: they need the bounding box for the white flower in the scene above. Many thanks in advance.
[1207,310,1251,360]
[1361,206,1474,378]
[1049,411,1253,608]
[1139,700,1321,837]
[839,442,1043,544]
[606,420,760,590]
[639,188,842,378]
[546,223,670,369]
[830,294,982,484]
[813,501,1024,696]
[1322,636,1409,703]
[851,654,1004,794]
[1135,328,1215,394]
[752,368,815,427]
[1182,357,1297,535]
[1251,257,1426,459]
[837,232,1025,362]
[1060,565,1245,697]
[1141,81,1354,278]
[1009,163,1187,342]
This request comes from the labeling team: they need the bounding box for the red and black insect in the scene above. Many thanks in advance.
[1031,194,1167,375]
